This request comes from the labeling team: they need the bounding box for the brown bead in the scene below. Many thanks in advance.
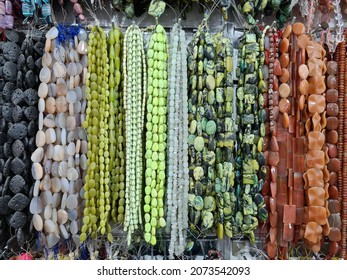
[327,61,338,76]
[327,144,338,158]
[279,83,290,98]
[273,91,279,106]
[279,68,289,83]
[267,242,278,259]
[308,76,326,95]
[293,22,306,35]
[308,131,325,150]
[283,112,289,128]
[328,200,340,214]
[299,64,309,80]
[269,227,277,243]
[269,151,280,166]
[326,89,338,103]
[306,150,325,170]
[326,117,338,130]
[297,34,309,49]
[329,172,337,185]
[270,212,278,227]
[326,130,338,144]
[283,24,292,38]
[273,75,279,91]
[273,59,282,76]
[299,79,309,95]
[299,94,305,110]
[328,241,339,256]
[327,75,338,89]
[328,185,339,200]
[263,135,270,151]
[307,187,325,206]
[327,158,340,172]
[308,94,326,114]
[328,228,341,242]
[270,197,277,214]
[280,38,289,53]
[279,53,289,68]
[270,182,277,198]
[270,136,279,152]
[308,206,327,225]
[326,103,339,117]
[279,98,291,113]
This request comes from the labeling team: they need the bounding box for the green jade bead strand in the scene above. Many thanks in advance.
[81,26,112,242]
[144,24,168,245]
[123,24,146,245]
[108,26,125,224]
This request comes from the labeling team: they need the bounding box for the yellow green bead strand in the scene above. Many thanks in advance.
[144,24,168,246]
[123,24,147,245]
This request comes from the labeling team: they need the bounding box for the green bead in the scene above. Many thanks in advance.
[194,136,205,152]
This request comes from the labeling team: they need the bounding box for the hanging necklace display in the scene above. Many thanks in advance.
[143,1,169,246]
[31,25,87,251]
[122,23,146,246]
[81,24,115,243]
[0,29,44,257]
[325,58,341,258]
[263,25,280,259]
[235,26,268,244]
[107,24,125,226]
[301,30,329,253]
[166,20,189,259]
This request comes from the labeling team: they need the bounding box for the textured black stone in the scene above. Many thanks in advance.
[3,158,12,177]
[9,175,26,194]
[35,57,42,69]
[12,140,25,158]
[16,71,23,89]
[26,56,35,70]
[12,105,23,123]
[24,88,39,106]
[5,30,20,43]
[17,54,25,71]
[3,142,12,158]
[3,42,21,62]
[3,61,17,82]
[11,89,25,105]
[24,106,38,122]
[9,211,27,229]
[8,193,30,211]
[24,70,36,89]
[10,157,25,175]
[27,121,38,137]
[2,82,15,102]
[0,158,4,170]
[8,123,28,140]
[0,118,6,131]
[2,176,11,196]
[16,228,25,247]
[0,195,12,215]
[2,104,13,122]
[28,137,36,153]
[21,38,32,54]
[34,41,44,56]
